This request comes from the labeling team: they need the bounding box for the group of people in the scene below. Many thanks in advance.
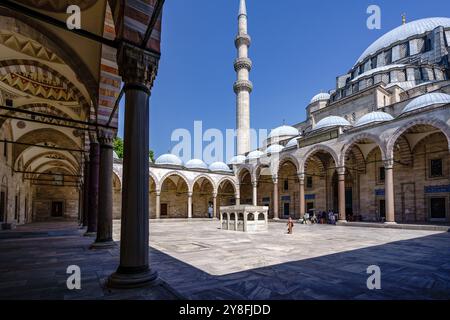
[300,210,337,225]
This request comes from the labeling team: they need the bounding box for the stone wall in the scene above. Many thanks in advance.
[33,185,79,221]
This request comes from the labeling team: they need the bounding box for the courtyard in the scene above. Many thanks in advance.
[0,220,449,300]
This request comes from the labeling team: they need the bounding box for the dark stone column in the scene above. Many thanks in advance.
[82,159,90,227]
[108,43,159,288]
[91,129,116,248]
[85,141,100,236]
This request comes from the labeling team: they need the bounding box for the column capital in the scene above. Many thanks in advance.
[272,176,278,184]
[117,42,159,88]
[384,159,394,169]
[97,128,116,147]
[336,167,346,176]
[187,191,193,197]
[297,172,305,181]
[252,180,258,188]
[155,189,161,196]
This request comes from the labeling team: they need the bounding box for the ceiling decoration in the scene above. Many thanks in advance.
[0,60,88,108]
[14,0,98,13]
[0,32,63,64]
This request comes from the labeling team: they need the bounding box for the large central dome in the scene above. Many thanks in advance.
[356,17,450,66]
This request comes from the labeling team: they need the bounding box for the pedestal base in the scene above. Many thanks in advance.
[107,267,158,289]
[384,221,397,225]
[337,220,348,224]
[84,232,96,237]
[90,240,116,249]
[273,217,280,221]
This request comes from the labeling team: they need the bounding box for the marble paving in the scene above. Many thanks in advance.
[0,220,449,300]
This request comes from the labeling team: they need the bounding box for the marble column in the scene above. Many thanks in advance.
[213,193,217,218]
[91,129,115,249]
[273,177,279,220]
[108,43,159,289]
[188,192,193,219]
[384,159,396,224]
[337,167,347,222]
[85,141,99,236]
[155,190,161,219]
[298,173,305,219]
[252,181,258,206]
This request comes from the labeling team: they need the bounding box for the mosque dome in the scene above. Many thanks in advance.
[155,154,183,166]
[209,162,232,172]
[247,150,264,159]
[314,116,352,130]
[228,155,247,165]
[285,137,299,148]
[185,159,208,170]
[310,92,331,104]
[402,92,450,114]
[268,125,299,139]
[265,144,284,154]
[356,17,450,65]
[355,112,394,127]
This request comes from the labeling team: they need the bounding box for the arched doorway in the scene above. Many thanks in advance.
[160,174,189,218]
[277,160,299,219]
[217,178,236,215]
[192,177,214,218]
[390,123,450,223]
[238,168,252,205]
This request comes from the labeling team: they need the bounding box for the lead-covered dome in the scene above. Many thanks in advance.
[310,92,331,104]
[185,159,208,170]
[228,155,247,165]
[402,92,450,114]
[356,17,450,65]
[285,137,299,148]
[155,154,183,166]
[247,150,264,159]
[265,144,284,154]
[209,162,232,172]
[268,125,299,139]
[355,111,394,127]
[314,116,352,130]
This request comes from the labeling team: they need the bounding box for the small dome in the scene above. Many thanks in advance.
[355,112,394,127]
[155,154,183,166]
[314,116,352,130]
[247,150,264,159]
[113,151,120,159]
[402,93,450,114]
[285,137,299,148]
[228,155,246,165]
[310,92,330,104]
[209,162,232,172]
[268,125,299,139]
[185,159,208,170]
[266,144,284,154]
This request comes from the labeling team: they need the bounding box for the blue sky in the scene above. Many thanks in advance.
[117,0,450,158]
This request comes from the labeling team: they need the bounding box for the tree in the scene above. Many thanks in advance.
[113,137,155,162]
[113,137,124,159]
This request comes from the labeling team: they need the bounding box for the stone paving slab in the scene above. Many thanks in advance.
[0,220,449,300]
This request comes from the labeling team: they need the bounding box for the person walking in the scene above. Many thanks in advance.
[287,217,295,234]
[208,202,214,219]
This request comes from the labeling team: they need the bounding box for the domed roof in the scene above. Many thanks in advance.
[356,18,450,65]
[209,162,232,172]
[228,155,246,165]
[265,144,284,154]
[185,159,208,170]
[314,116,352,130]
[310,92,331,104]
[155,154,183,166]
[268,125,299,139]
[113,151,120,160]
[402,92,450,114]
[355,112,394,127]
[247,150,264,159]
[285,137,299,148]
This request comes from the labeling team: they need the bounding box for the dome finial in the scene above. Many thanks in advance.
[402,13,406,25]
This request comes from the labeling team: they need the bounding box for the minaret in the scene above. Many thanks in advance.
[234,0,253,155]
